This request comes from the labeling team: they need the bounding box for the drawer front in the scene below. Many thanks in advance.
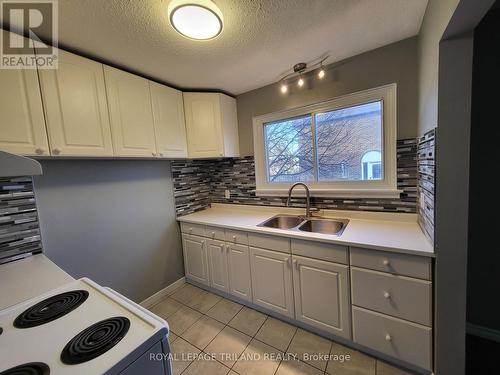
[353,306,432,370]
[351,267,432,326]
[248,233,290,253]
[350,247,432,279]
[225,229,249,245]
[205,226,225,241]
[291,239,347,264]
[180,223,206,237]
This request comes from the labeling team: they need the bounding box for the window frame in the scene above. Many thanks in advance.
[253,84,400,198]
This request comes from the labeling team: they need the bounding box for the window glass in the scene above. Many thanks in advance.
[264,115,314,183]
[315,101,383,181]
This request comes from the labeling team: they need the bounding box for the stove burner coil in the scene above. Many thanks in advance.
[60,316,130,365]
[14,290,89,329]
[0,362,50,375]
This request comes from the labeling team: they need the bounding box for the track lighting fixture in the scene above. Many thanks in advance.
[277,55,329,94]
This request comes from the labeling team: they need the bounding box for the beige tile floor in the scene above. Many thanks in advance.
[149,283,415,375]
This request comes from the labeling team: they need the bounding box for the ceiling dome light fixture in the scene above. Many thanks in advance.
[168,0,223,40]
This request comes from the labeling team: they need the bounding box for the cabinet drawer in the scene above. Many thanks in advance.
[205,226,225,241]
[351,267,432,326]
[353,306,432,370]
[248,233,290,253]
[225,229,248,245]
[180,223,206,237]
[350,247,432,279]
[291,239,347,264]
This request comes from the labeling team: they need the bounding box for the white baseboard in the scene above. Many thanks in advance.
[140,277,186,308]
[467,323,500,343]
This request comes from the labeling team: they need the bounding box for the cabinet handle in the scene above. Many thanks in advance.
[383,291,391,299]
[211,231,215,237]
[52,148,61,155]
[201,240,205,245]
[152,152,157,157]
[35,148,45,155]
[285,257,290,266]
[293,259,298,269]
[385,333,392,341]
[382,259,390,266]
[159,152,164,157]
[232,235,237,241]
[189,228,193,233]
[219,152,223,156]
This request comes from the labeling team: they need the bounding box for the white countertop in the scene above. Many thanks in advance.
[177,204,434,257]
[0,254,74,310]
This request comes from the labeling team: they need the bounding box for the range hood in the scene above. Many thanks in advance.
[0,151,43,177]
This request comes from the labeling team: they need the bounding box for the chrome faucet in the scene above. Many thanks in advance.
[286,182,311,218]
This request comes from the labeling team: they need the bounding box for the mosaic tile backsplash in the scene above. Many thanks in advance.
[0,177,42,263]
[417,129,436,243]
[172,138,418,217]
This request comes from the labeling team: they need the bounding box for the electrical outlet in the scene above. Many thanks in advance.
[224,189,231,199]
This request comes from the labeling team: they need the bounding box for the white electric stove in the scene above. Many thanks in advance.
[0,278,172,375]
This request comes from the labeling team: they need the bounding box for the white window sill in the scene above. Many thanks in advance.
[255,189,403,199]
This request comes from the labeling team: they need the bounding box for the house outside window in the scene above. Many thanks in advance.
[253,84,400,198]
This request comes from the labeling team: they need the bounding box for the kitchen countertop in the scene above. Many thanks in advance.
[177,204,434,257]
[0,254,74,310]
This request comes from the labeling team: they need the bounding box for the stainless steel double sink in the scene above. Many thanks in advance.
[257,214,349,236]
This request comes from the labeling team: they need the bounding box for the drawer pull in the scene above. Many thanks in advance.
[382,259,390,266]
[232,235,237,241]
[383,291,391,299]
[211,231,215,237]
[385,333,392,341]
[201,240,205,245]
[189,227,193,233]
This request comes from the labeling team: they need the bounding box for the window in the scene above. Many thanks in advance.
[253,84,399,198]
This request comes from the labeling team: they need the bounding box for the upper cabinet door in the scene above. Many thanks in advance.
[183,92,224,158]
[37,50,113,156]
[150,82,187,158]
[104,66,156,157]
[0,31,49,156]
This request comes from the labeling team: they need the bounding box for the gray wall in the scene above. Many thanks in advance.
[236,37,419,156]
[417,0,460,136]
[33,160,184,303]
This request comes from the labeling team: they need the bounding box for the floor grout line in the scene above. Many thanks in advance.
[160,283,405,375]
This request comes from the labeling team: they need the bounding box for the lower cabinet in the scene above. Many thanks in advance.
[180,225,433,372]
[249,247,294,318]
[292,255,351,339]
[227,243,252,302]
[182,234,209,286]
[206,239,229,293]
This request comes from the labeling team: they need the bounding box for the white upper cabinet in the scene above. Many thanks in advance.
[0,31,49,156]
[183,92,239,158]
[150,82,188,158]
[104,66,156,157]
[37,50,113,156]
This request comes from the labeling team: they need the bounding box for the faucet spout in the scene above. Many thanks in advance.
[286,182,311,218]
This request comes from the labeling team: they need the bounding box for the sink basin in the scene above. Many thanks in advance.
[298,218,349,236]
[257,215,304,229]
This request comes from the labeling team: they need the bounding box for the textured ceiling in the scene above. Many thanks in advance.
[12,0,428,95]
